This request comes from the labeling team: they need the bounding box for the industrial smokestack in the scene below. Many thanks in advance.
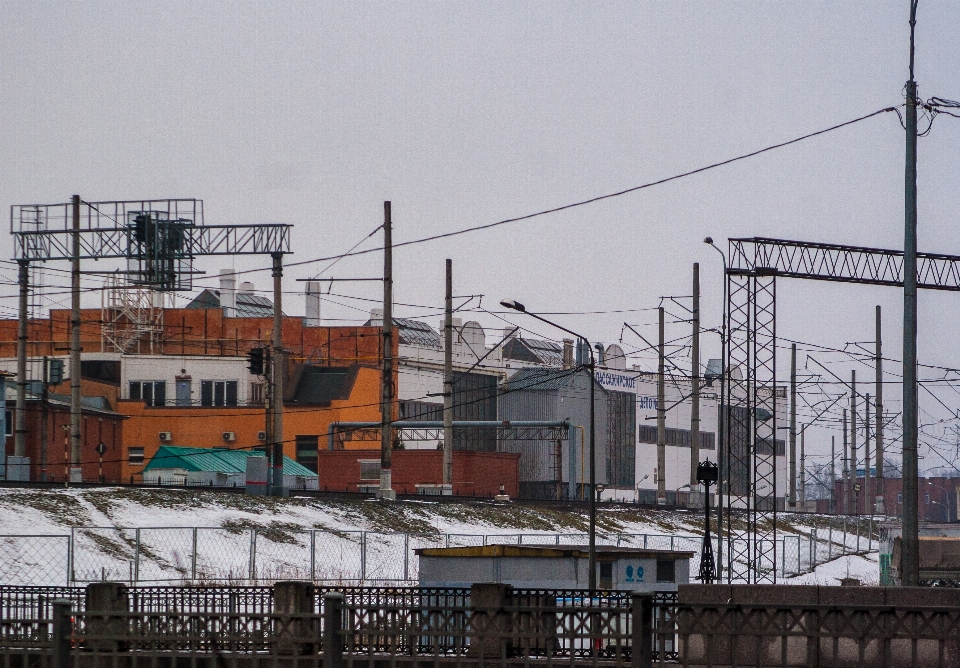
[304,281,321,327]
[562,339,574,369]
[219,269,236,317]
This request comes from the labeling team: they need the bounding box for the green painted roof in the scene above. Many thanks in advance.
[143,445,316,477]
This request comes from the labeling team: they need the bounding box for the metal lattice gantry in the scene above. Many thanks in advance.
[11,199,291,291]
[723,237,960,584]
[724,271,778,583]
[327,420,571,451]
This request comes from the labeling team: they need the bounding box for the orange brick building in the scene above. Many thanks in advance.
[0,301,395,483]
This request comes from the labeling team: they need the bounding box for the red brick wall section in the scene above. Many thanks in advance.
[317,449,519,498]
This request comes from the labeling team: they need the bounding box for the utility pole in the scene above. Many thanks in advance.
[901,0,920,588]
[690,263,701,491]
[69,195,82,484]
[378,202,396,501]
[830,435,836,514]
[789,343,797,508]
[865,392,872,516]
[271,252,284,497]
[843,409,850,515]
[850,371,857,515]
[657,306,667,505]
[799,426,806,507]
[875,304,885,514]
[40,357,48,482]
[15,260,29,469]
[442,259,453,495]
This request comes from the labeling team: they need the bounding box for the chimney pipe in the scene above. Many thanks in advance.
[305,281,321,327]
[219,269,236,317]
[562,339,574,369]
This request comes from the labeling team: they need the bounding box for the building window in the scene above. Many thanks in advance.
[201,380,238,407]
[898,492,903,504]
[128,447,145,464]
[656,559,676,583]
[599,562,613,590]
[926,494,931,505]
[250,383,264,405]
[359,460,381,481]
[130,381,166,407]
[295,435,319,473]
[4,410,10,436]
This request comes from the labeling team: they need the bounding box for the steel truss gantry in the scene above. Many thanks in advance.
[327,420,571,451]
[723,237,960,584]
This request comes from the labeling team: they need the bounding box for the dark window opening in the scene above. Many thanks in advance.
[130,381,165,407]
[599,562,613,590]
[656,559,676,583]
[295,435,319,473]
[81,360,121,385]
[201,380,239,407]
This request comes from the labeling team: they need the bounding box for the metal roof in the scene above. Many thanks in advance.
[184,289,283,318]
[505,368,577,392]
[362,316,442,348]
[503,337,563,366]
[415,545,694,559]
[142,445,316,477]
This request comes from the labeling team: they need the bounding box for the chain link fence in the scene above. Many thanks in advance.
[0,518,877,586]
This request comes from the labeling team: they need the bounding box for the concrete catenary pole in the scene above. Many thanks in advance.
[843,409,850,515]
[442,259,453,494]
[875,305,885,513]
[799,426,806,506]
[15,260,29,462]
[271,252,284,496]
[69,195,82,483]
[378,202,396,500]
[901,0,920,587]
[657,306,667,505]
[850,371,857,514]
[865,392,872,515]
[789,343,797,508]
[830,435,836,514]
[690,263,700,489]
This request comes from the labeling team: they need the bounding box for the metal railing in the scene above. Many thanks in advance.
[4,585,958,667]
[0,520,878,586]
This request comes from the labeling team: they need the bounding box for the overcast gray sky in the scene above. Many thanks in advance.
[2,2,959,475]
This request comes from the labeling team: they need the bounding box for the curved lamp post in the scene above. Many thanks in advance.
[501,299,598,591]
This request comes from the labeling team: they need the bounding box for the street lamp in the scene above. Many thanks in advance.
[704,236,728,581]
[501,298,599,591]
[636,474,650,504]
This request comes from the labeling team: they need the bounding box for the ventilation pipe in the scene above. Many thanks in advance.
[595,343,606,366]
[219,269,236,317]
[305,281,321,326]
[562,339,574,369]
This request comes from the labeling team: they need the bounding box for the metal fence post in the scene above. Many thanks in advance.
[249,529,257,581]
[52,598,72,668]
[191,527,198,581]
[644,534,648,549]
[828,525,833,561]
[66,533,73,586]
[360,531,366,582]
[404,533,410,582]
[310,530,316,581]
[323,592,345,668]
[631,593,653,668]
[843,518,847,555]
[134,528,140,583]
[856,516,861,552]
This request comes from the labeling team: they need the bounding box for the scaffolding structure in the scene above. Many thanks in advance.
[100,276,169,354]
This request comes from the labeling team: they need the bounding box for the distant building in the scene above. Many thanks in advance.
[142,445,317,490]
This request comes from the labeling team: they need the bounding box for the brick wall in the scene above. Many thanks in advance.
[317,449,519,498]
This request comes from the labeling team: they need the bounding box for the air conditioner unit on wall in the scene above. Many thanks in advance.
[223,432,236,442]
[159,432,172,442]
[257,431,267,441]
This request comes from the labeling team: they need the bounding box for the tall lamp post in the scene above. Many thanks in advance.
[704,237,727,581]
[501,299,598,591]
